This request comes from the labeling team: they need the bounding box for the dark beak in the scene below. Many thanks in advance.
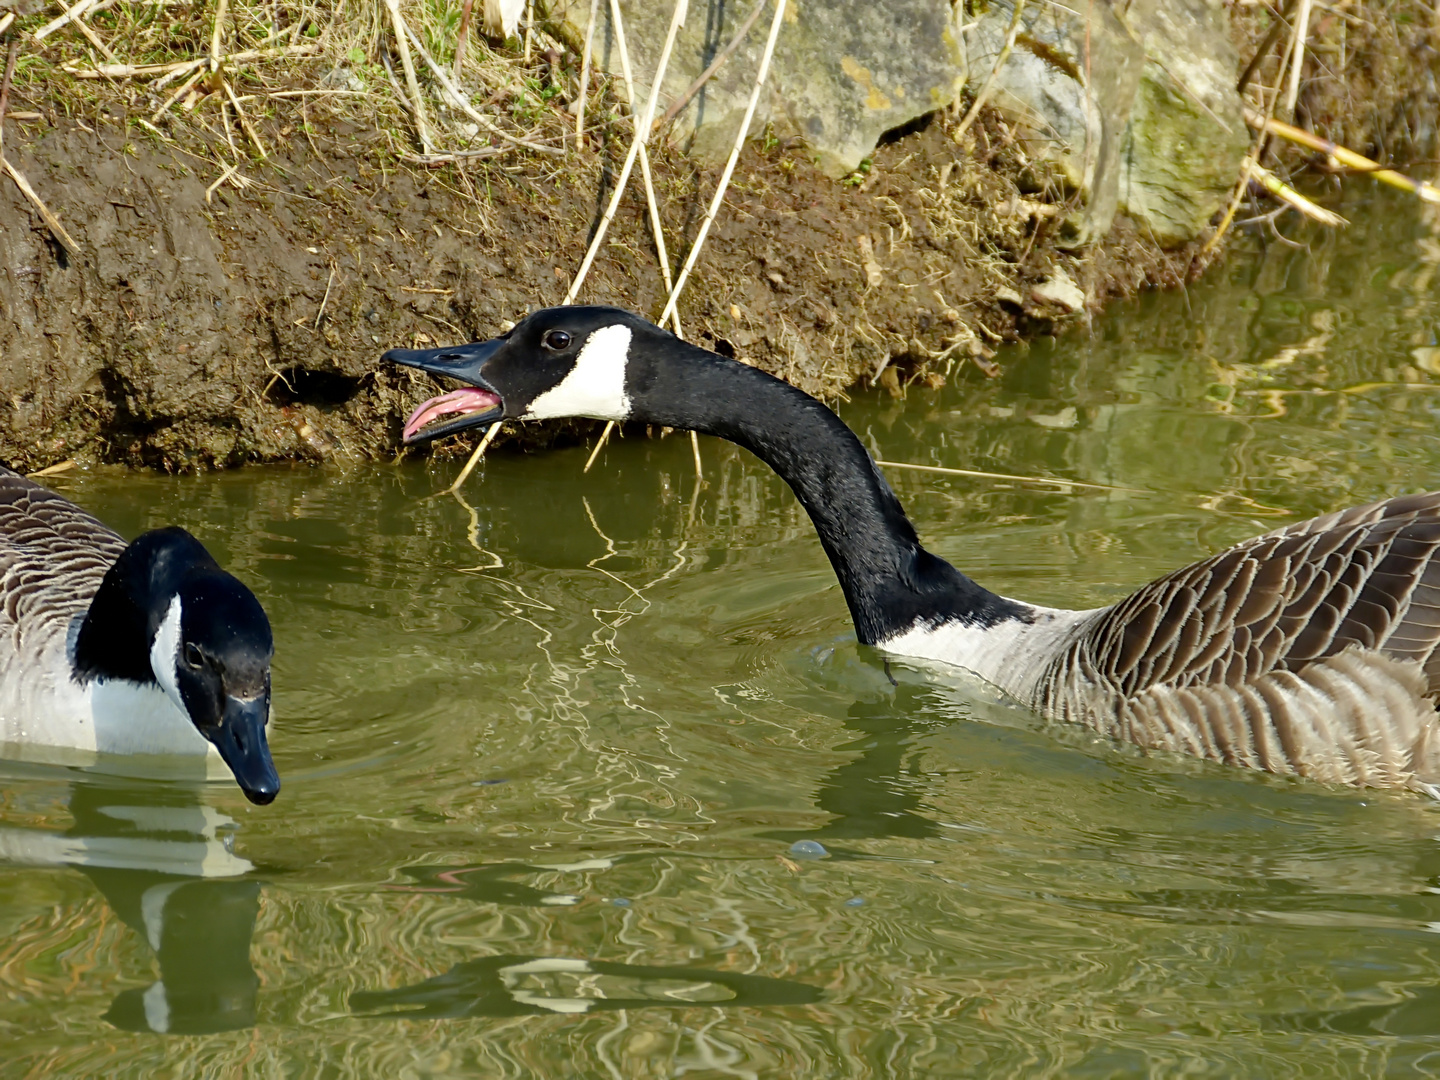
[384,339,506,444]
[210,694,280,806]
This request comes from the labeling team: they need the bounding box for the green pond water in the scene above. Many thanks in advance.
[5,194,1440,1076]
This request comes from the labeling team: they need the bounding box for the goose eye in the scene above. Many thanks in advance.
[184,643,204,669]
[541,329,572,351]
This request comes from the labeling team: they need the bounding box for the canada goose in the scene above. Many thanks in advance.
[0,467,279,804]
[386,306,1440,794]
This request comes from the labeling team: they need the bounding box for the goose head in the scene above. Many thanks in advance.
[385,306,654,442]
[149,570,277,805]
[75,528,280,805]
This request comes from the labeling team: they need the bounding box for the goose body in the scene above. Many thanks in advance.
[386,307,1440,793]
[0,468,280,803]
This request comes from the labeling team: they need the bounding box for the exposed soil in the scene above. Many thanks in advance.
[0,6,1434,472]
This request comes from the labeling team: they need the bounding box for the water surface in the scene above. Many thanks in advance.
[5,194,1440,1075]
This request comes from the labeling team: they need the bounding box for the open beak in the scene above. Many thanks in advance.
[210,693,280,806]
[384,339,506,444]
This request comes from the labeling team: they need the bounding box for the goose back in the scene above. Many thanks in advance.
[0,468,129,741]
[1031,493,1440,789]
[0,467,126,653]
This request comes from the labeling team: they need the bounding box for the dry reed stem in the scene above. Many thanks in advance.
[571,0,688,477]
[385,0,433,153]
[34,0,98,42]
[220,96,239,156]
[209,0,228,70]
[874,459,1140,492]
[314,263,337,328]
[150,66,206,119]
[563,0,688,305]
[454,0,475,80]
[575,0,600,144]
[0,41,17,160]
[523,0,534,63]
[583,427,611,471]
[1281,0,1311,116]
[68,8,117,62]
[27,460,76,478]
[402,145,507,164]
[446,421,502,493]
[1203,12,1300,256]
[1245,158,1346,224]
[222,75,267,157]
[955,0,1024,141]
[204,159,241,201]
[402,23,562,155]
[1237,0,1297,94]
[658,0,786,329]
[2,157,81,255]
[601,0,681,333]
[1249,110,1440,203]
[656,0,766,133]
[65,43,321,79]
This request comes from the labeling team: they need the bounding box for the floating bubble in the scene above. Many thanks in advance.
[789,840,829,860]
[844,897,865,907]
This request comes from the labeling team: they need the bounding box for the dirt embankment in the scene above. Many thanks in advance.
[0,5,1435,472]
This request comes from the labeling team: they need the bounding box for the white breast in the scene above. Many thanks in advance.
[877,602,1095,699]
[0,674,215,758]
[0,619,215,764]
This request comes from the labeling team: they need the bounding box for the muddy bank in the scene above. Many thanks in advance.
[0,109,1162,470]
[0,10,1434,471]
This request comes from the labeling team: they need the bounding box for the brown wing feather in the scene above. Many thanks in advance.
[0,467,126,659]
[1076,493,1440,693]
[1034,493,1440,789]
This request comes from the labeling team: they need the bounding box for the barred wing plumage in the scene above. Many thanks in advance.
[0,467,125,668]
[1033,493,1440,790]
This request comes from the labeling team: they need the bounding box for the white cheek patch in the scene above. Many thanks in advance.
[148,595,187,716]
[524,324,633,421]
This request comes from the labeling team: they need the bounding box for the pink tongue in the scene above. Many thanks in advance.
[403,388,501,441]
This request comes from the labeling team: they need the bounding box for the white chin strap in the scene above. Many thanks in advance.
[148,595,188,716]
[524,324,634,421]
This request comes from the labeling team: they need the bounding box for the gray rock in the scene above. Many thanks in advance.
[964,0,1247,245]
[543,0,1249,244]
[965,0,1144,247]
[543,0,967,177]
[1119,0,1252,243]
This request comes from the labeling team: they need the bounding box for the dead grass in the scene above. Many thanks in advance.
[1,0,597,185]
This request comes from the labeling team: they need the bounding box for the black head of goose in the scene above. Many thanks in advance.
[386,306,1440,795]
[0,468,279,805]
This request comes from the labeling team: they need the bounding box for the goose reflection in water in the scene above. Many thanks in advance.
[0,773,263,1034]
[351,954,820,1020]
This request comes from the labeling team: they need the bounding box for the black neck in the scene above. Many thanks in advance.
[73,527,216,684]
[626,340,1027,643]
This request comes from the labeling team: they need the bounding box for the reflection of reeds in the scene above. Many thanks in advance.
[1213,0,1437,248]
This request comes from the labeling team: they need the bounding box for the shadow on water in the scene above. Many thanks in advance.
[1270,985,1440,1038]
[763,684,948,847]
[349,954,822,1019]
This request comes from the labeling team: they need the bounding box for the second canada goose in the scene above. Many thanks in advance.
[386,306,1440,795]
[0,467,279,804]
